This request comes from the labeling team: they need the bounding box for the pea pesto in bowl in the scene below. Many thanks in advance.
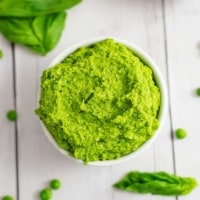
[35,38,165,165]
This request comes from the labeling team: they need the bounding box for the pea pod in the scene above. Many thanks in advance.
[113,171,198,196]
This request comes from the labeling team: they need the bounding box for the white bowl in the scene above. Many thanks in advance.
[37,37,168,166]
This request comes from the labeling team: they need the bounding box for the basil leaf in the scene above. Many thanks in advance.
[0,12,66,55]
[113,171,198,196]
[0,0,81,17]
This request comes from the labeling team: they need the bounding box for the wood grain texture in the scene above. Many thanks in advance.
[13,0,175,200]
[164,0,200,198]
[0,36,17,198]
[3,0,200,199]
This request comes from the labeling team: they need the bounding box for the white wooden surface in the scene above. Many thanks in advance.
[0,0,199,199]
[0,36,17,198]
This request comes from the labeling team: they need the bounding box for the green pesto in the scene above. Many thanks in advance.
[35,39,161,163]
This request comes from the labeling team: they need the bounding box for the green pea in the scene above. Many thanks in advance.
[6,110,18,121]
[175,128,187,139]
[0,49,3,58]
[2,195,13,200]
[40,188,52,200]
[50,179,61,190]
[196,88,200,96]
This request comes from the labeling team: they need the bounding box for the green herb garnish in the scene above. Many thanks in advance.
[7,110,18,121]
[0,0,81,55]
[2,195,13,200]
[0,0,81,17]
[50,179,61,190]
[0,12,66,55]
[40,189,52,200]
[175,128,187,139]
[113,171,198,196]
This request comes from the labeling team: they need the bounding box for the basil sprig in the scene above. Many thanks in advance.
[0,0,81,55]
[113,171,198,196]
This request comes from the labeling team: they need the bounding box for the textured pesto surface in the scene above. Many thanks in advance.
[35,39,161,163]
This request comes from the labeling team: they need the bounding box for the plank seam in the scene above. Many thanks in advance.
[161,2,178,200]
[11,43,20,200]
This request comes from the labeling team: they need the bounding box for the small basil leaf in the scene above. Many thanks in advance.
[0,0,81,17]
[0,12,66,55]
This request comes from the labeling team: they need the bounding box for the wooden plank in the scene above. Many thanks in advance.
[0,37,17,197]
[164,0,200,198]
[15,0,175,199]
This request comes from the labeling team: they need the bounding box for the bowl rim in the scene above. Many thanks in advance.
[37,36,168,166]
